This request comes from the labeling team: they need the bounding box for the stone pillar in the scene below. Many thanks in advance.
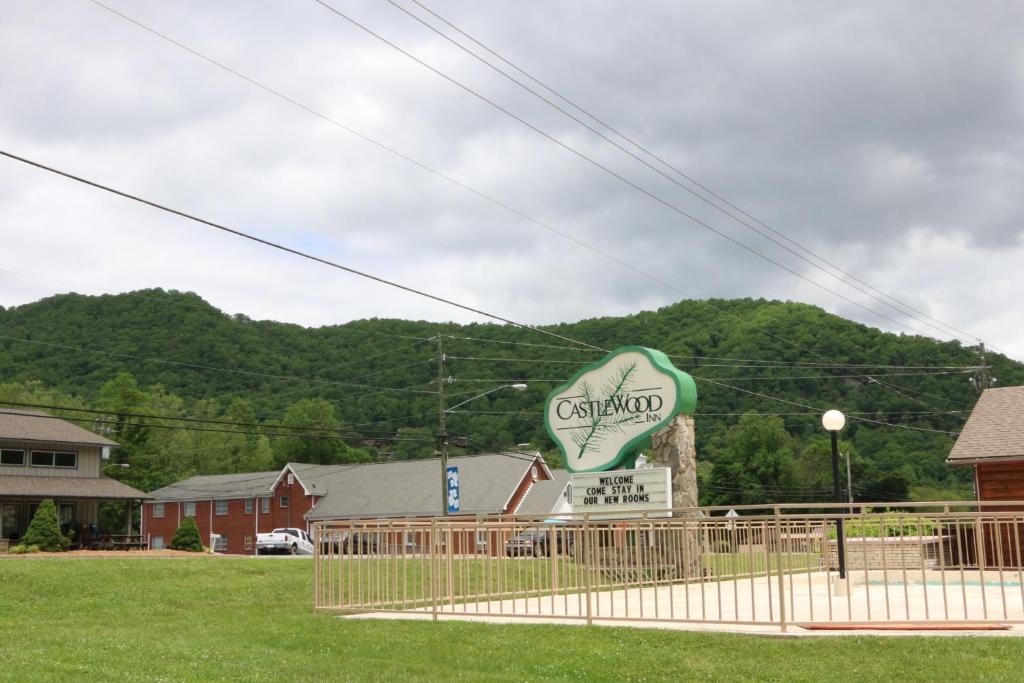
[650,414,701,578]
[650,414,699,512]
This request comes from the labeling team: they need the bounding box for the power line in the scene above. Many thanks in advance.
[0,149,602,354]
[313,0,971,343]
[0,331,437,396]
[696,377,962,434]
[693,370,975,381]
[445,355,586,365]
[440,334,596,353]
[77,2,992,416]
[392,0,980,345]
[0,265,438,346]
[0,408,431,442]
[0,400,434,441]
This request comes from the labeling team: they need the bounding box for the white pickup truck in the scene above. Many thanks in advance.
[255,528,314,555]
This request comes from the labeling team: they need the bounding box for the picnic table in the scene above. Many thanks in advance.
[89,534,149,551]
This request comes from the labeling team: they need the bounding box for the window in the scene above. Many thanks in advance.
[29,451,77,469]
[244,534,253,551]
[54,452,77,468]
[213,535,228,552]
[152,536,165,550]
[244,498,254,515]
[261,497,270,514]
[476,528,488,550]
[184,501,196,517]
[153,503,165,519]
[279,496,289,509]
[215,500,229,516]
[0,449,25,466]
[59,503,74,525]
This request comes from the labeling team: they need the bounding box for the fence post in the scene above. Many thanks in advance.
[773,506,787,633]
[430,518,438,621]
[583,513,593,625]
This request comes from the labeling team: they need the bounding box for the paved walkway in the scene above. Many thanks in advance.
[345,571,1024,637]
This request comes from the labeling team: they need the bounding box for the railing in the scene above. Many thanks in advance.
[313,502,1024,630]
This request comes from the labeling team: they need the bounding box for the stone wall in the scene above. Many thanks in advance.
[826,536,943,571]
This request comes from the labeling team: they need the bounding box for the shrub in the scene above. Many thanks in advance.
[170,517,203,552]
[10,544,27,554]
[828,515,936,539]
[21,500,69,551]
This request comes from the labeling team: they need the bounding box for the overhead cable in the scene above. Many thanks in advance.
[390,0,979,344]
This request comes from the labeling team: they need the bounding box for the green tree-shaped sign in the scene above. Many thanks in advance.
[544,346,697,473]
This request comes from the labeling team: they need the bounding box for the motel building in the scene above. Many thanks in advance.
[143,452,567,555]
[0,410,150,548]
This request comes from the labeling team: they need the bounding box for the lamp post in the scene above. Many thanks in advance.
[821,409,847,580]
[438,383,527,516]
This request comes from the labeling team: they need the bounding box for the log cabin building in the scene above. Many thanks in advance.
[947,386,1024,504]
[947,386,1024,567]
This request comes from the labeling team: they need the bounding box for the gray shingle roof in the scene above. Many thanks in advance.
[0,409,119,447]
[148,471,281,501]
[948,387,1024,464]
[306,452,540,520]
[0,474,149,499]
[516,470,570,517]
[146,453,545,516]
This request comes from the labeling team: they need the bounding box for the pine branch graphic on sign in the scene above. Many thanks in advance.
[570,361,644,459]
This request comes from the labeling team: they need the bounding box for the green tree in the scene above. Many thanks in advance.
[705,413,798,505]
[21,499,68,551]
[169,517,203,552]
[271,398,366,467]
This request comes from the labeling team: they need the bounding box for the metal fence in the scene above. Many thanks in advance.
[313,502,1024,630]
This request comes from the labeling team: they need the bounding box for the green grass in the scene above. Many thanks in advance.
[2,556,1024,681]
[702,552,822,577]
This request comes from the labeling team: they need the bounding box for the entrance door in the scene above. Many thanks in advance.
[1,503,20,541]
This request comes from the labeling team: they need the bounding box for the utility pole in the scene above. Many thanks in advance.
[978,341,990,393]
[437,335,448,516]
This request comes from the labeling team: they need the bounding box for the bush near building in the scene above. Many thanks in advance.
[21,499,69,552]
[169,517,203,552]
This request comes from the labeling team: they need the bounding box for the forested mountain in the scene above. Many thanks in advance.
[2,289,1019,505]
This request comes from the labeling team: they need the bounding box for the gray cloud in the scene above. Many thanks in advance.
[2,0,1023,358]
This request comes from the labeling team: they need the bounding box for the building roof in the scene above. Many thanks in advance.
[948,387,1024,465]
[147,452,547,519]
[0,474,150,500]
[306,452,544,520]
[515,470,570,517]
[147,470,281,501]
[0,409,119,447]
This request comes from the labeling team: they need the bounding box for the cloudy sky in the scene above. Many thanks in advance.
[2,1,1022,357]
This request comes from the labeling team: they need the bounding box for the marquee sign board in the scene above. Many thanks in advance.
[568,467,672,519]
[545,346,697,473]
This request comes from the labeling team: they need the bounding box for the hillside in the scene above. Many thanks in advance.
[2,289,1019,504]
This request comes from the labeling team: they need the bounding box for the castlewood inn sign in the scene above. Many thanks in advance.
[544,346,697,473]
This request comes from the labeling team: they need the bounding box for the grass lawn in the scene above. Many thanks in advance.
[1,556,1023,681]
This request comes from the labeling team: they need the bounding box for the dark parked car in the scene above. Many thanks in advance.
[505,528,574,557]
[342,531,379,554]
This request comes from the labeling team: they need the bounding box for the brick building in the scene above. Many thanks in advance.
[143,452,554,554]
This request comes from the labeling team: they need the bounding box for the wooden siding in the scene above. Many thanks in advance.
[976,462,1024,505]
[0,440,101,478]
